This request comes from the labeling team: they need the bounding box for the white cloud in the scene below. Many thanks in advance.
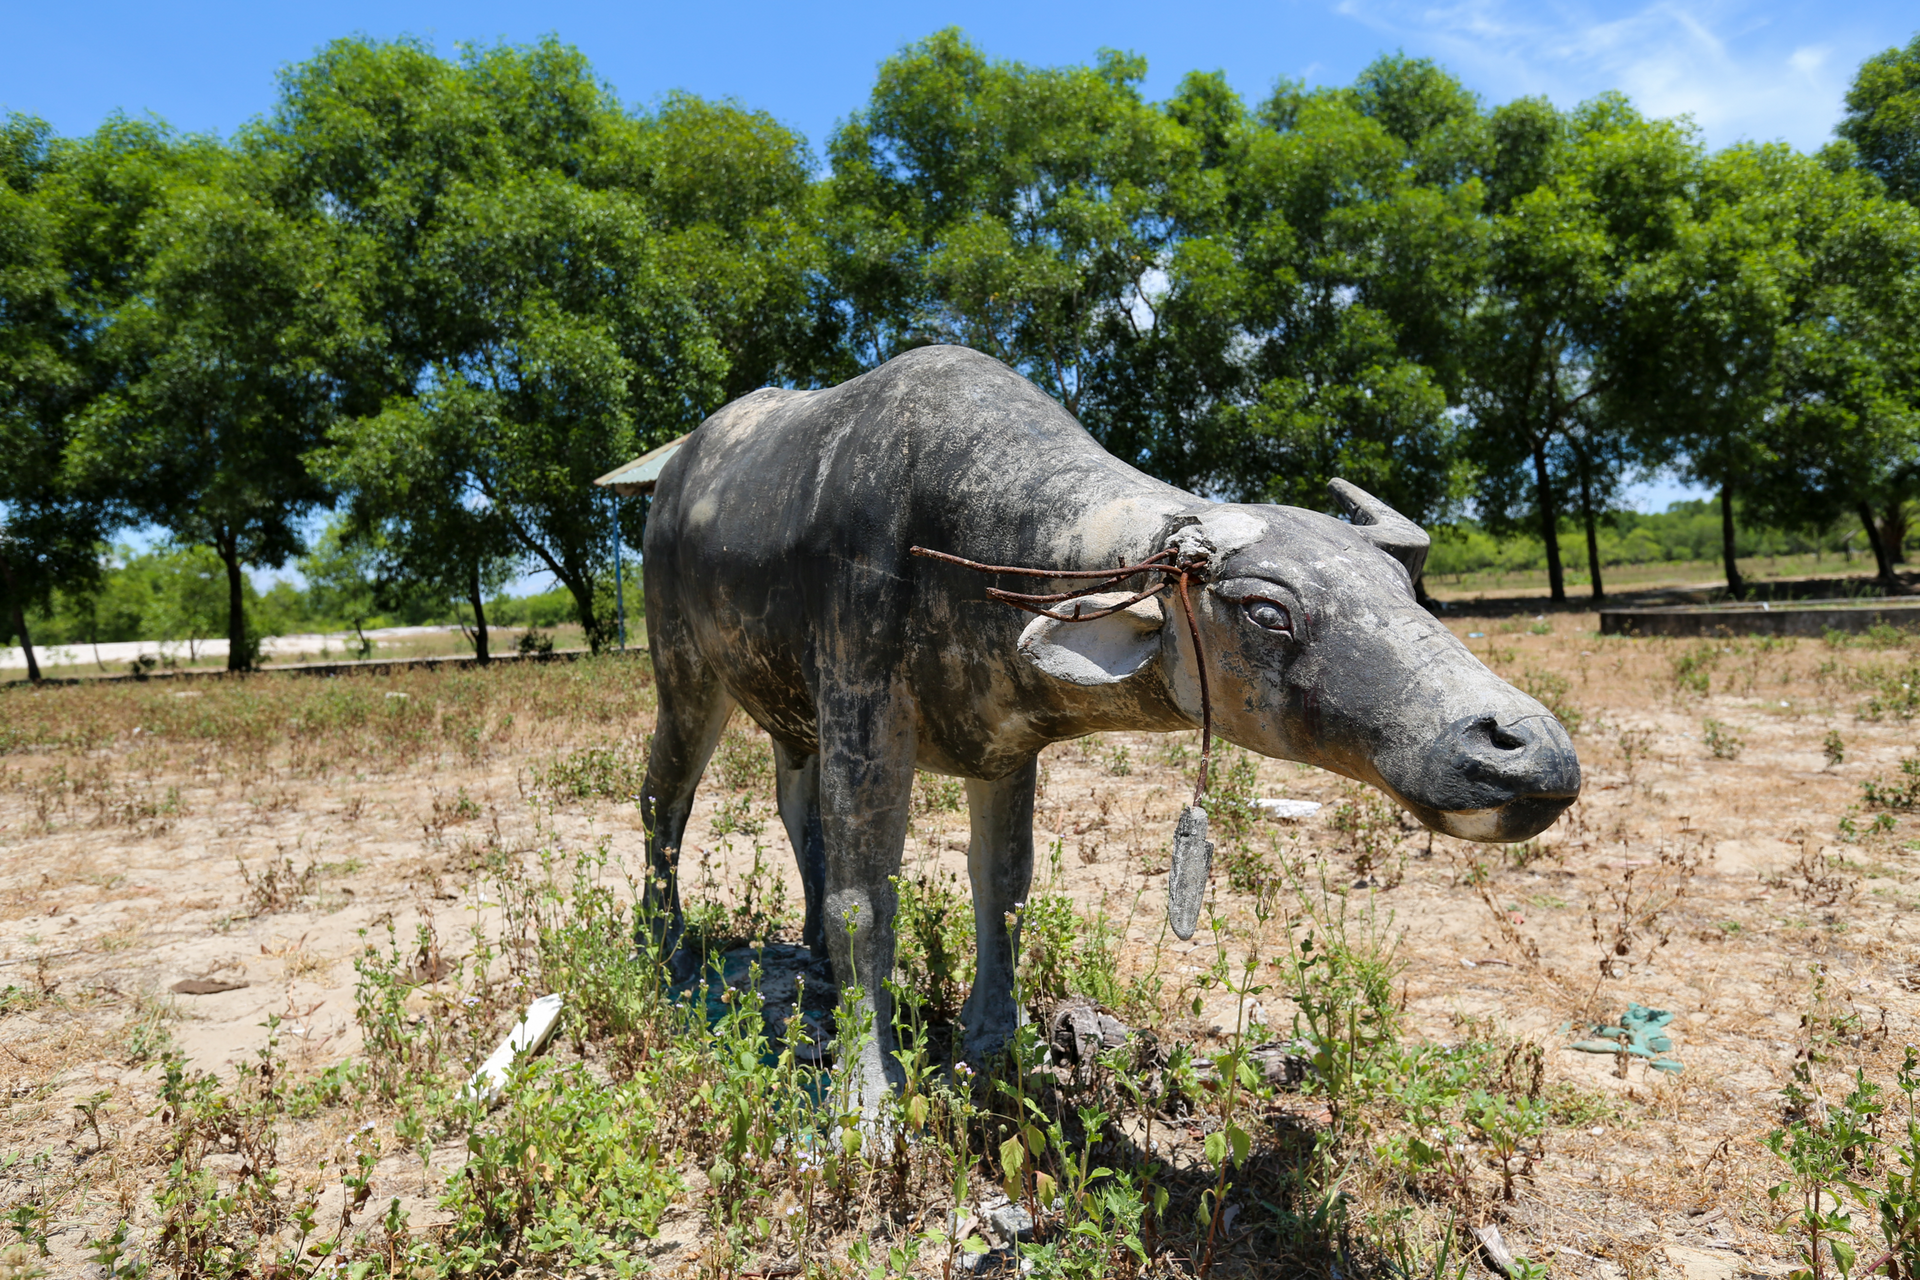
[1329,0,1882,151]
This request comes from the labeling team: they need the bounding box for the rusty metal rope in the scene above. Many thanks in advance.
[908,544,1214,806]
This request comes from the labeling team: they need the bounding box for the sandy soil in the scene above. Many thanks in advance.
[2,607,1917,1277]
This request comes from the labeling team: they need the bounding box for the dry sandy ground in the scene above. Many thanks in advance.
[2,608,1918,1277]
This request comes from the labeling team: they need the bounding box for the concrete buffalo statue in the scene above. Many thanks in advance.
[641,345,1579,1104]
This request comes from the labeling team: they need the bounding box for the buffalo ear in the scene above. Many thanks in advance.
[1018,592,1167,687]
[1328,478,1430,580]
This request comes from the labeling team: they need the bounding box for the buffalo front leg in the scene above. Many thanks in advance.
[815,680,916,1115]
[958,757,1038,1069]
[772,742,829,959]
[638,649,733,978]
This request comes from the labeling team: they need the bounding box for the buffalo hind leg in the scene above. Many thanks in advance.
[958,757,1038,1069]
[639,651,733,978]
[772,741,828,957]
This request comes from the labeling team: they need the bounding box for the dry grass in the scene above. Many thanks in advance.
[1,612,1918,1276]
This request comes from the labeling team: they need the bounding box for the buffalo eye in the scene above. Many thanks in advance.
[1244,599,1292,635]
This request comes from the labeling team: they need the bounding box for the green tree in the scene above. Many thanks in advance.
[1840,32,1920,205]
[1838,31,1920,565]
[1463,96,1696,601]
[262,37,811,647]
[827,32,1250,489]
[311,406,521,662]
[1737,165,1920,587]
[1624,144,1912,595]
[65,133,354,670]
[0,115,162,679]
[1213,56,1485,530]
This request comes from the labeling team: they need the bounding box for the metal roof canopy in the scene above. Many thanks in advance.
[594,436,687,495]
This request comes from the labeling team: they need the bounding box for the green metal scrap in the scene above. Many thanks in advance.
[1570,1002,1684,1072]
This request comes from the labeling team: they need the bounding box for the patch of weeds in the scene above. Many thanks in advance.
[684,840,795,953]
[711,793,766,838]
[442,1059,682,1267]
[913,770,964,815]
[1506,840,1558,871]
[1104,741,1133,776]
[1205,745,1264,844]
[1863,757,1920,811]
[1669,644,1720,699]
[537,741,647,801]
[1771,839,1858,907]
[1859,661,1920,721]
[1702,717,1746,760]
[514,628,555,656]
[1519,668,1583,732]
[1157,734,1194,767]
[1329,784,1404,886]
[1587,845,1699,978]
[1466,1087,1548,1202]
[893,871,974,1022]
[1544,1081,1622,1129]
[236,849,318,915]
[151,1019,304,1273]
[1766,1059,1882,1280]
[123,992,176,1064]
[714,723,771,790]
[1616,726,1656,785]
[1017,895,1122,1009]
[1825,730,1846,768]
[1222,832,1280,896]
[1273,867,1403,1129]
[1872,1045,1920,1277]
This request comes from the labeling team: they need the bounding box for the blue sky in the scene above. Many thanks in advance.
[6,0,1912,581]
[5,0,1909,165]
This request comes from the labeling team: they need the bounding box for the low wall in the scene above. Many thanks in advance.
[1599,598,1920,638]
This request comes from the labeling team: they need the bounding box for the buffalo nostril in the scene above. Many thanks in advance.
[1489,721,1530,751]
[1466,716,1531,752]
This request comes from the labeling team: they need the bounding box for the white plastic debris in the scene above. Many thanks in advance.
[1256,798,1323,819]
[464,993,564,1103]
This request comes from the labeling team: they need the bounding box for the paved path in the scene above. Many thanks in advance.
[2,625,467,672]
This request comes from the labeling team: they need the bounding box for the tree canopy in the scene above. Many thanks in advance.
[7,28,1920,674]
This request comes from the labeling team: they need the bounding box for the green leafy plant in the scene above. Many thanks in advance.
[1863,757,1920,810]
[1871,1047,1920,1278]
[1703,717,1746,760]
[1766,1067,1882,1280]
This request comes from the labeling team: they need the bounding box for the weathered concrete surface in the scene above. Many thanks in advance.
[1601,598,1920,638]
[640,345,1580,1104]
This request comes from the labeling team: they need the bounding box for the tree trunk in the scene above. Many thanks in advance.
[1530,441,1566,603]
[1719,480,1743,599]
[218,534,251,672]
[1860,500,1898,587]
[0,550,42,683]
[468,562,490,665]
[1577,459,1604,601]
[561,573,599,653]
[1882,498,1909,566]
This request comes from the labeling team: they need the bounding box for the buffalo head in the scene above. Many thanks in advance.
[1017,481,1581,843]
